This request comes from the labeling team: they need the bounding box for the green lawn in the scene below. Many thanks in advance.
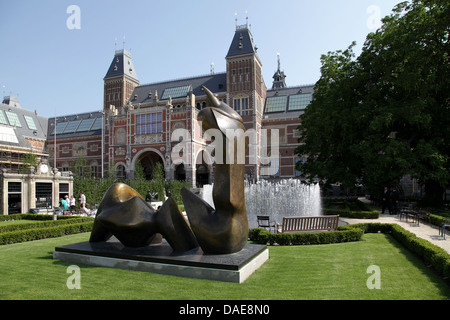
[0,232,448,300]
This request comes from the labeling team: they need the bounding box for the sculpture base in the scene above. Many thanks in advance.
[53,238,268,283]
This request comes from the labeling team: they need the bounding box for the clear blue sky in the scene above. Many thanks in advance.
[0,0,402,118]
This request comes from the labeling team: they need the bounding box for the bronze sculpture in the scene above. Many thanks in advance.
[90,183,198,252]
[181,86,248,254]
[89,86,248,255]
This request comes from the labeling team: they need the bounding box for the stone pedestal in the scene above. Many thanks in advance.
[53,238,268,283]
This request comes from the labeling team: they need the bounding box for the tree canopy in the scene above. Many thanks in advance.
[295,0,449,203]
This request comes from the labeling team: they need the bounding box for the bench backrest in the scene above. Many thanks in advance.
[257,216,271,227]
[282,215,339,233]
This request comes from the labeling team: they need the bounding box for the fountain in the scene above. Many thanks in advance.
[202,179,322,229]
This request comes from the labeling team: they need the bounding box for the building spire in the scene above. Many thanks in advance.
[272,52,287,89]
[277,52,281,72]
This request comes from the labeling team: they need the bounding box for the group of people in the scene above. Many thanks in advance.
[381,186,400,215]
[59,192,90,215]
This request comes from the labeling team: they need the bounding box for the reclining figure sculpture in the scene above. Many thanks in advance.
[181,86,248,254]
[89,86,248,254]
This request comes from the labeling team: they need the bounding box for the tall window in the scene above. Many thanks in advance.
[233,97,249,116]
[136,113,162,135]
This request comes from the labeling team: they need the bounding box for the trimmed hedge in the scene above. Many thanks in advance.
[0,215,94,245]
[429,213,449,229]
[0,217,94,233]
[322,199,379,219]
[248,227,364,246]
[323,208,379,219]
[0,214,80,222]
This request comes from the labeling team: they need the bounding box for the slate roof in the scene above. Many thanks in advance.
[226,26,258,58]
[0,102,48,149]
[129,73,227,105]
[104,49,139,82]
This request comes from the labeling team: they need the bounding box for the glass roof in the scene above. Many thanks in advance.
[52,116,102,135]
[90,117,102,130]
[265,96,287,113]
[0,111,8,125]
[0,126,18,143]
[76,118,95,132]
[288,93,312,111]
[24,115,37,130]
[161,85,191,100]
[63,120,81,133]
[5,111,22,127]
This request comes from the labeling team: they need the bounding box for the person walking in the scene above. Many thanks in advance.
[391,187,399,215]
[79,192,86,208]
[381,186,391,214]
[69,195,76,213]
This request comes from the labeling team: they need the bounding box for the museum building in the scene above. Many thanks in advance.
[47,22,312,188]
[0,96,73,215]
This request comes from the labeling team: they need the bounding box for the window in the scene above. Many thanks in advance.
[8,182,21,193]
[233,97,249,116]
[136,112,162,135]
[5,111,22,127]
[59,183,69,200]
[35,182,52,208]
[288,93,312,111]
[0,126,19,143]
[0,111,8,125]
[52,122,68,135]
[63,120,81,133]
[161,86,191,100]
[295,157,305,177]
[8,182,22,214]
[76,118,95,132]
[90,117,103,131]
[265,96,287,113]
[269,156,280,177]
[24,115,37,130]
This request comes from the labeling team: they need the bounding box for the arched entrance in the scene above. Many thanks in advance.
[134,150,165,180]
[196,164,209,187]
[195,150,212,187]
[175,163,186,181]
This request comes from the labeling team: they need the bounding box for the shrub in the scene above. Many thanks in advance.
[0,217,93,233]
[322,199,379,219]
[429,214,448,228]
[248,227,364,246]
[0,216,94,245]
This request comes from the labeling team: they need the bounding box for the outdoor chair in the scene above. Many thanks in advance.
[439,218,450,240]
[257,216,276,233]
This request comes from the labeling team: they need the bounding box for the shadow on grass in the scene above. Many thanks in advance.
[383,234,450,296]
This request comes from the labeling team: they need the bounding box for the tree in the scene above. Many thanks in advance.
[19,149,38,173]
[152,162,166,201]
[296,0,449,204]
[70,156,92,178]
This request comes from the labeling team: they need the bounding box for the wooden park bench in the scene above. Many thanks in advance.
[277,215,339,233]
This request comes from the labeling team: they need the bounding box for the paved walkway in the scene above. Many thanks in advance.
[340,199,450,254]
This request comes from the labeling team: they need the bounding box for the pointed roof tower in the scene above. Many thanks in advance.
[103,48,140,111]
[226,22,258,59]
[104,49,139,82]
[272,53,287,89]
